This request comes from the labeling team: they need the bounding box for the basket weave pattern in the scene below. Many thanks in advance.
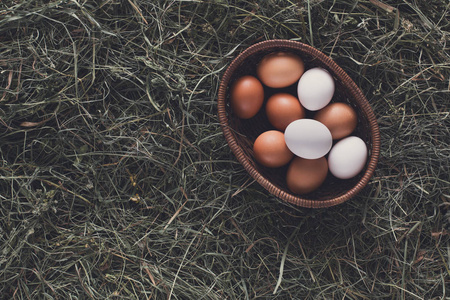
[218,40,380,208]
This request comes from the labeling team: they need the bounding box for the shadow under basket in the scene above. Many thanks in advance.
[217,40,381,208]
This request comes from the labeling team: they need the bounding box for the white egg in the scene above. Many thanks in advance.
[284,119,332,159]
[297,67,335,111]
[328,136,368,179]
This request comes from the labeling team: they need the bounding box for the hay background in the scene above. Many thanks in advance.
[0,0,449,299]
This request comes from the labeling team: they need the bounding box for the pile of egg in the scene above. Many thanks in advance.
[230,52,368,195]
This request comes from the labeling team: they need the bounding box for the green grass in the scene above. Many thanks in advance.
[1,0,449,299]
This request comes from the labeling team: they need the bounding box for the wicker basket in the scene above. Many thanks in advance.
[217,40,380,208]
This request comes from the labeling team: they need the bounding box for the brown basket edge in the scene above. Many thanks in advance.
[217,39,381,208]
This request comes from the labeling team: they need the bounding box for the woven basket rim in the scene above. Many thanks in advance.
[217,39,380,208]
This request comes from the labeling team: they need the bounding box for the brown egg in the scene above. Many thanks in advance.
[266,93,306,131]
[253,130,294,168]
[286,157,328,194]
[230,75,264,119]
[314,102,358,140]
[256,52,305,88]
